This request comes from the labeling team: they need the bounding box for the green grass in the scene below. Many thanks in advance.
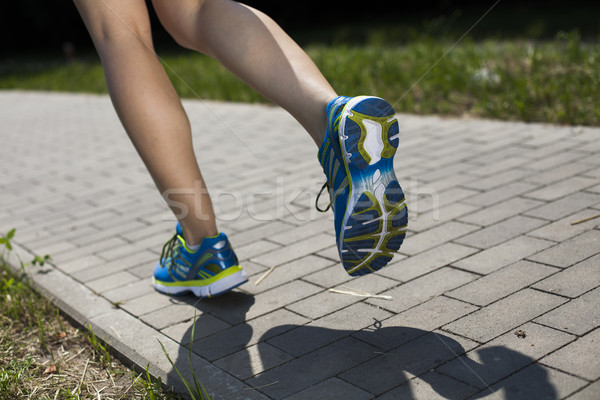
[0,229,184,399]
[1,30,599,126]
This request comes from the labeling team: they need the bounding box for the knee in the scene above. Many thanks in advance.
[90,18,154,57]
[152,0,209,53]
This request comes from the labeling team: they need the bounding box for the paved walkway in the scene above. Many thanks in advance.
[1,90,599,400]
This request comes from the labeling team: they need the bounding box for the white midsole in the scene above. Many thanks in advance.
[153,270,248,298]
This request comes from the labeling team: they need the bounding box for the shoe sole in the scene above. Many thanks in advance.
[338,96,408,276]
[152,269,248,298]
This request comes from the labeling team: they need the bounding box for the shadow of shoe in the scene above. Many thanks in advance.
[166,294,558,400]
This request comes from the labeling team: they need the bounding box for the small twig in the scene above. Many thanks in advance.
[65,348,86,363]
[77,359,90,395]
[255,266,275,286]
[571,213,600,225]
[119,373,140,400]
[328,287,392,300]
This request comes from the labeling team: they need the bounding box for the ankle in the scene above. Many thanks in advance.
[180,221,218,247]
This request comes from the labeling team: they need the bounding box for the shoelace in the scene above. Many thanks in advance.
[159,233,179,270]
[315,182,332,213]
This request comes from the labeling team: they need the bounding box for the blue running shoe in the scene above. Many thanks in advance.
[317,96,408,276]
[152,223,248,297]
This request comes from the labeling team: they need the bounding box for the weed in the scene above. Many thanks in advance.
[158,312,212,400]
[86,325,112,368]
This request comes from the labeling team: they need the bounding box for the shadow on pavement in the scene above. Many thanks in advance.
[167,292,557,400]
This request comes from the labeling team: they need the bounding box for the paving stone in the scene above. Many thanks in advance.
[410,187,479,215]
[380,242,478,282]
[70,219,148,247]
[86,270,140,294]
[245,280,322,320]
[287,273,398,319]
[532,254,600,298]
[463,168,533,191]
[443,289,567,343]
[160,312,232,345]
[438,321,575,389]
[140,302,206,330]
[228,220,293,247]
[416,162,474,182]
[302,262,354,288]
[583,167,600,179]
[448,260,558,306]
[268,217,332,245]
[462,182,539,207]
[525,176,599,201]
[528,208,600,242]
[376,372,479,400]
[524,192,600,221]
[586,183,600,194]
[454,236,555,275]
[246,337,379,399]
[408,202,480,233]
[367,267,478,314]
[315,245,339,261]
[72,250,157,282]
[238,260,269,278]
[283,377,373,400]
[425,172,478,192]
[466,363,587,400]
[455,215,547,249]
[127,261,156,279]
[535,287,600,335]
[234,239,282,262]
[213,342,294,381]
[400,221,479,255]
[243,255,334,295]
[50,236,129,263]
[120,291,182,317]
[57,254,105,274]
[250,233,335,267]
[100,278,155,303]
[354,296,478,351]
[528,230,600,268]
[523,162,597,186]
[339,331,478,396]
[269,302,392,357]
[192,308,309,361]
[566,381,600,400]
[526,150,587,171]
[458,197,544,227]
[467,155,530,177]
[33,240,77,256]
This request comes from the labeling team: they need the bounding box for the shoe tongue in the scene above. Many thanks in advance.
[176,222,183,236]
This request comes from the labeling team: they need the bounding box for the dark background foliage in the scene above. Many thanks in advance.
[1,0,599,55]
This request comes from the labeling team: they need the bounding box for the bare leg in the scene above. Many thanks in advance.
[151,0,338,146]
[73,0,217,244]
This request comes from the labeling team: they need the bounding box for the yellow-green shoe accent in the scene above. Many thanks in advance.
[152,223,248,297]
[317,95,408,276]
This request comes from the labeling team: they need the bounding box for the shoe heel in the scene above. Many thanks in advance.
[341,96,399,170]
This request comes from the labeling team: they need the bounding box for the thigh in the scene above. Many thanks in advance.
[73,0,153,50]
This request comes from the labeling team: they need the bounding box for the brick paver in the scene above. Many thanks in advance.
[1,91,599,399]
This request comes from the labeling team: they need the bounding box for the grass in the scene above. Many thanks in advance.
[1,29,599,126]
[0,230,184,400]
